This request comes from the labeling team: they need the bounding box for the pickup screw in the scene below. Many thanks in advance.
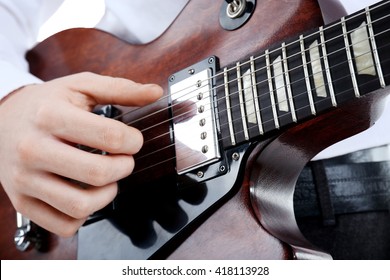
[197,171,204,178]
[232,152,240,161]
[219,165,226,172]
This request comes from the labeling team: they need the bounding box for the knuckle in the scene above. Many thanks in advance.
[16,138,38,164]
[78,71,95,80]
[34,103,54,130]
[68,196,92,219]
[11,196,25,214]
[103,125,125,153]
[11,170,29,193]
[57,220,84,238]
[87,163,110,187]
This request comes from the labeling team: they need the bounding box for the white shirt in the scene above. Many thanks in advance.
[0,0,387,158]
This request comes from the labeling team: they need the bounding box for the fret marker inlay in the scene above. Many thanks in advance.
[273,56,289,112]
[243,68,258,124]
[350,21,376,77]
[309,40,327,98]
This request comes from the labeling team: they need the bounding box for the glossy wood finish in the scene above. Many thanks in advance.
[1,0,327,259]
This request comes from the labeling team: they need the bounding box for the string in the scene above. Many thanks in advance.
[139,38,388,152]
[84,2,390,174]
[135,24,390,149]
[130,62,390,176]
[109,1,389,129]
[86,3,390,158]
[87,18,390,158]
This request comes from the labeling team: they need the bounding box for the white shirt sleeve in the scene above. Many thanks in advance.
[0,0,64,99]
[0,0,188,100]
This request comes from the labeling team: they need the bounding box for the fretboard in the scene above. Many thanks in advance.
[216,0,390,148]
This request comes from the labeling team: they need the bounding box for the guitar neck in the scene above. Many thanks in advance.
[216,0,390,148]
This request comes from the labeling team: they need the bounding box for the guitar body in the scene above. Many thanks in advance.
[1,0,388,259]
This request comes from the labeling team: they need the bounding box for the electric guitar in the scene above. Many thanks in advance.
[1,0,389,259]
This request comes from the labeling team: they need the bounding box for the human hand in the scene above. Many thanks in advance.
[0,72,163,237]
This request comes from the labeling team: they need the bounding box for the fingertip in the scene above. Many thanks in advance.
[142,83,164,103]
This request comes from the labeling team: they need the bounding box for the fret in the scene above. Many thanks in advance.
[223,67,236,146]
[256,52,276,133]
[341,17,360,98]
[236,62,250,140]
[323,20,354,104]
[320,26,337,107]
[366,7,386,88]
[300,35,316,115]
[250,56,264,134]
[284,40,311,121]
[265,49,280,129]
[215,0,390,150]
[370,0,390,86]
[282,43,297,122]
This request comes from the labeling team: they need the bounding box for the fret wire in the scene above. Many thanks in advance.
[218,68,390,147]
[114,5,390,130]
[265,49,280,129]
[224,67,236,145]
[342,17,361,98]
[127,13,390,132]
[130,67,390,176]
[113,54,390,166]
[96,5,390,155]
[320,26,337,107]
[282,42,297,122]
[300,35,316,115]
[163,35,390,145]
[236,62,250,140]
[134,59,390,162]
[366,7,386,88]
[250,56,264,134]
[103,3,390,173]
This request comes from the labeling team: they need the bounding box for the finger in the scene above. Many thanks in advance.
[15,195,86,237]
[22,172,117,219]
[37,101,143,154]
[24,137,134,186]
[56,72,163,107]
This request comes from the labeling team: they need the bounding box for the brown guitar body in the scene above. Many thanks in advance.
[1,0,387,259]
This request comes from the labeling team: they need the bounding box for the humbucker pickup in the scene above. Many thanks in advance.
[169,57,220,175]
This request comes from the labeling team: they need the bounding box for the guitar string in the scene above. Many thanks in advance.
[130,64,390,176]
[136,38,390,159]
[86,27,390,173]
[99,10,390,163]
[136,12,390,135]
[133,55,390,167]
[130,4,390,174]
[104,2,389,129]
[93,49,390,174]
[84,22,390,158]
[140,28,390,143]
[81,5,390,165]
